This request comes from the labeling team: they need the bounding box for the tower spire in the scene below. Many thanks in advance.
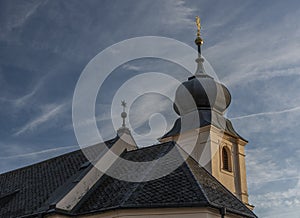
[121,100,127,128]
[117,100,138,150]
[194,16,206,76]
[195,16,204,55]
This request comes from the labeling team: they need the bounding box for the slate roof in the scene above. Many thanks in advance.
[0,137,118,218]
[0,138,256,218]
[161,110,247,141]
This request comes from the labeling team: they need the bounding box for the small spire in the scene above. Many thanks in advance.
[117,100,137,150]
[194,16,206,76]
[121,100,127,128]
[196,16,201,38]
[195,16,204,55]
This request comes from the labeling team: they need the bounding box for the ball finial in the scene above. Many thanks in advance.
[195,16,204,46]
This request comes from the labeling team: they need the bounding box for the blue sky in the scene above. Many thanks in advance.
[1,0,300,217]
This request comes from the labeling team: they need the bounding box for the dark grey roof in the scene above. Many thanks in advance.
[0,139,256,218]
[161,110,247,142]
[173,74,231,115]
[0,138,118,218]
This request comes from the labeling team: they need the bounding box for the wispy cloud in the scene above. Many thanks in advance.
[247,147,299,186]
[0,145,76,160]
[0,91,37,110]
[247,147,300,217]
[0,1,44,40]
[163,0,195,27]
[0,73,47,109]
[121,63,141,71]
[224,65,300,87]
[204,8,300,87]
[251,179,300,211]
[262,207,300,218]
[14,103,67,136]
[231,105,300,120]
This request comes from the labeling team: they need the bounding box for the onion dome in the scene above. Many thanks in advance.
[173,74,231,115]
[173,16,231,116]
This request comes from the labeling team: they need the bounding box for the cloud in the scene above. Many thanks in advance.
[246,146,300,216]
[204,8,300,87]
[3,81,40,107]
[204,2,252,30]
[0,70,50,111]
[251,180,300,216]
[163,0,195,27]
[230,105,300,120]
[0,144,76,160]
[121,63,141,71]
[14,102,67,136]
[224,65,300,87]
[262,206,300,218]
[247,147,299,186]
[0,1,44,40]
[64,109,118,132]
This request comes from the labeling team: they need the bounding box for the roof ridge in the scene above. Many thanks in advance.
[124,141,175,154]
[70,174,113,213]
[184,157,211,204]
[120,143,176,206]
[119,182,143,206]
[72,142,175,213]
[38,161,95,213]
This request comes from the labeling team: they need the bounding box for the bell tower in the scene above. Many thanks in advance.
[159,17,254,210]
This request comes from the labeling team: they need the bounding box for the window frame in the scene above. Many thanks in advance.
[221,146,232,172]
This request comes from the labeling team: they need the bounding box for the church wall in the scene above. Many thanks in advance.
[207,128,237,195]
[171,127,211,167]
[208,125,253,208]
[236,141,251,207]
[46,207,242,218]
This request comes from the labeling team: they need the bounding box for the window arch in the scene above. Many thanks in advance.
[222,146,231,172]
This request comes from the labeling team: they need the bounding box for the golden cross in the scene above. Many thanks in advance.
[196,16,201,37]
[121,100,127,111]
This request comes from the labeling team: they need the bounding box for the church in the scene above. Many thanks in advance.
[0,18,257,218]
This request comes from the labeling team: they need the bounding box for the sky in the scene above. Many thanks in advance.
[1,0,300,217]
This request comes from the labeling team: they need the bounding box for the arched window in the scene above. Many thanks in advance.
[222,147,231,172]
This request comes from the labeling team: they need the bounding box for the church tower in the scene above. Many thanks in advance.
[160,17,254,210]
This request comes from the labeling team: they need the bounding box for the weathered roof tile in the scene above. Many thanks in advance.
[0,139,256,218]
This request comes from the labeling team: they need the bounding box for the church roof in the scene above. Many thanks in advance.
[0,138,256,218]
[160,110,247,141]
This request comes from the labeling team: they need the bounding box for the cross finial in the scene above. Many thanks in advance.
[196,16,201,37]
[121,100,127,127]
[121,100,127,111]
[194,16,206,75]
[195,16,204,54]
